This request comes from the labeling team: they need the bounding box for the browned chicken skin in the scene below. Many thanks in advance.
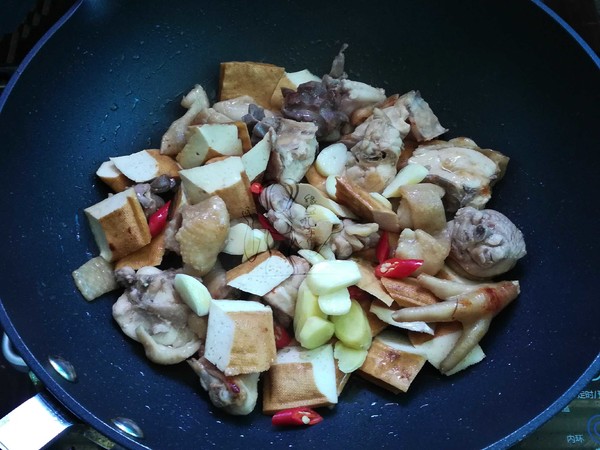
[176,196,230,276]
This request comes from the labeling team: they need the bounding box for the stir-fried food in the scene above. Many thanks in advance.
[72,45,526,423]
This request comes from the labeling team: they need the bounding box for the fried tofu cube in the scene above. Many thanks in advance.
[226,250,294,297]
[110,149,180,183]
[177,123,243,169]
[95,160,133,192]
[178,156,255,219]
[219,61,285,109]
[358,330,426,393]
[84,188,151,262]
[204,299,276,376]
[262,344,338,414]
[114,231,167,270]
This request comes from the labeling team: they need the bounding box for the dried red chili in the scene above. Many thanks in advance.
[274,323,292,349]
[148,200,171,238]
[374,258,423,279]
[272,407,323,427]
[375,230,390,264]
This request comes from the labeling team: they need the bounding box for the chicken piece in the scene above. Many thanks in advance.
[392,279,520,374]
[329,43,348,79]
[378,98,412,137]
[408,139,501,213]
[349,94,400,127]
[259,183,379,257]
[160,85,210,156]
[447,207,527,279]
[192,108,232,124]
[72,256,118,301]
[267,118,318,183]
[161,186,186,254]
[259,183,313,249]
[321,44,387,117]
[112,266,202,365]
[343,109,403,193]
[396,183,447,235]
[211,95,256,121]
[176,196,230,275]
[337,78,387,118]
[345,96,411,143]
[437,137,510,182]
[344,90,443,147]
[262,255,309,327]
[395,228,451,276]
[260,183,338,249]
[188,356,259,415]
[281,81,348,140]
[135,326,202,365]
[193,95,277,126]
[163,206,183,254]
[397,91,447,142]
[327,219,379,259]
[280,45,385,141]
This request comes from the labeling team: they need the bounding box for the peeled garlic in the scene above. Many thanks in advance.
[174,274,211,316]
[325,175,338,200]
[382,163,429,198]
[222,223,253,255]
[306,204,340,245]
[315,143,348,177]
[369,192,393,209]
[242,229,274,262]
[298,249,326,265]
[306,260,361,295]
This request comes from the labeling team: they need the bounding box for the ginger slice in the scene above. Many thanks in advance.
[335,176,401,232]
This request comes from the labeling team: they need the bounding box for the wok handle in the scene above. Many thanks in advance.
[0,393,74,450]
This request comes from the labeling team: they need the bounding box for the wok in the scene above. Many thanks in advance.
[0,0,598,449]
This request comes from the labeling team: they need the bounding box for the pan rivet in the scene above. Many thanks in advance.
[111,417,144,439]
[48,355,77,382]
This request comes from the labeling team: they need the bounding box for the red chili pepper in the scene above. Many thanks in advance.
[376,231,390,264]
[257,213,286,241]
[274,323,292,349]
[374,258,423,279]
[250,182,264,195]
[272,407,323,427]
[148,200,171,238]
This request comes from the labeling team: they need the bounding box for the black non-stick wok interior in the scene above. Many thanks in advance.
[0,1,599,449]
